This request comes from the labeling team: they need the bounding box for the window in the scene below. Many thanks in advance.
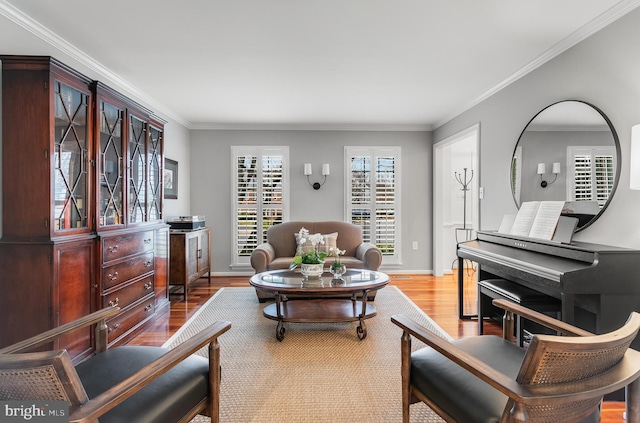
[232,146,289,268]
[345,146,401,265]
[567,146,615,207]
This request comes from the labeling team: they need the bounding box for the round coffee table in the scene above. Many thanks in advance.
[250,269,390,341]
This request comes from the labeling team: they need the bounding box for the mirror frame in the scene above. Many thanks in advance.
[511,100,621,232]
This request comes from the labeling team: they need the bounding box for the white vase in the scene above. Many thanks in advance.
[300,262,324,278]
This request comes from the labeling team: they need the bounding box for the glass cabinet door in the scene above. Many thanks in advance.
[129,115,147,224]
[148,125,163,221]
[98,101,124,227]
[53,81,89,231]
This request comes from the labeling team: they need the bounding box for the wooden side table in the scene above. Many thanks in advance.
[169,227,211,300]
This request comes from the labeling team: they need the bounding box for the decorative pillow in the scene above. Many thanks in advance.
[294,232,338,255]
[318,232,338,255]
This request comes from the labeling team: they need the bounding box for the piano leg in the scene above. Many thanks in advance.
[458,256,478,319]
[561,293,575,325]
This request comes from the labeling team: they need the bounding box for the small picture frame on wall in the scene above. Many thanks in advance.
[164,158,178,199]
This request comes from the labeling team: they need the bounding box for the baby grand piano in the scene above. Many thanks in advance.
[457,230,640,349]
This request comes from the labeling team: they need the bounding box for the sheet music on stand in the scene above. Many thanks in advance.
[498,201,578,244]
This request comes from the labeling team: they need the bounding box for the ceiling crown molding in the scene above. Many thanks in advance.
[434,0,640,130]
[189,122,432,132]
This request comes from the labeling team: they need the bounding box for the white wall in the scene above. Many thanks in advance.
[162,120,192,217]
[189,129,432,274]
[433,7,640,249]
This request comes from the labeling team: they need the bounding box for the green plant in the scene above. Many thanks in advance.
[329,247,346,270]
[289,228,328,269]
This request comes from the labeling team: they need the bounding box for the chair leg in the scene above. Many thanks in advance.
[400,331,412,423]
[627,377,640,423]
[502,310,514,342]
[209,339,221,423]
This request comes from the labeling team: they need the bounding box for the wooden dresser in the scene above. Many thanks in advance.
[0,56,169,360]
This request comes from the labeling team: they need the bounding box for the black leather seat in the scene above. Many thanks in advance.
[410,335,598,423]
[76,346,209,423]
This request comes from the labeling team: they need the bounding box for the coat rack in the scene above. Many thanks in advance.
[453,168,476,275]
[454,168,473,231]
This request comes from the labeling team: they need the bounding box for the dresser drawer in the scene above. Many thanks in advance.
[106,296,155,344]
[102,230,155,263]
[102,251,154,290]
[103,275,154,310]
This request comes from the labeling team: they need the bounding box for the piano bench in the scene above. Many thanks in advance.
[478,279,561,346]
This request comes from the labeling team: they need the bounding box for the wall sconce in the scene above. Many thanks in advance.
[537,162,561,188]
[304,163,330,190]
[630,124,640,190]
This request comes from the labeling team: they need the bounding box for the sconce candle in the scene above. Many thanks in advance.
[538,162,559,188]
[305,163,330,190]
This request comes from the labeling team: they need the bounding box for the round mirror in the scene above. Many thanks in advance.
[511,100,620,231]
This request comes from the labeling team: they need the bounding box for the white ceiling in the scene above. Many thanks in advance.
[1,0,639,130]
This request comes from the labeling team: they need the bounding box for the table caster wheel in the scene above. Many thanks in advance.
[357,324,367,340]
[276,321,285,341]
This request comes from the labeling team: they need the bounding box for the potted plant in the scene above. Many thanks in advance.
[329,247,346,278]
[290,228,327,277]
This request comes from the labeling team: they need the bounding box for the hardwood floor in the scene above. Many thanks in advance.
[128,273,625,422]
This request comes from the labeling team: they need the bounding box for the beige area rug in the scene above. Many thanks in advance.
[163,287,449,423]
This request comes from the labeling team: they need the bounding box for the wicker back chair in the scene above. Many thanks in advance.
[392,299,640,423]
[0,307,231,423]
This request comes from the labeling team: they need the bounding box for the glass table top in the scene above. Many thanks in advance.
[250,269,389,292]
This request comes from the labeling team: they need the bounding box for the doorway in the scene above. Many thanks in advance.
[433,124,480,276]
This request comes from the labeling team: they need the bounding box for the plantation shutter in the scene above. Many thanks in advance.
[232,146,289,268]
[567,146,615,207]
[346,146,401,265]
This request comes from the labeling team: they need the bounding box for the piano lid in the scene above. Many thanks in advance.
[470,230,634,264]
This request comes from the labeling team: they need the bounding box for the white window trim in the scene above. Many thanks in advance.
[230,146,290,270]
[344,146,401,267]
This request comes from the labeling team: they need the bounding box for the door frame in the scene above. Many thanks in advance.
[433,123,480,276]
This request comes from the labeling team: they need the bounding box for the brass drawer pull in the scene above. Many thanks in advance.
[107,323,121,333]
[144,304,153,312]
[108,271,118,281]
[108,297,119,307]
[144,238,152,244]
[144,282,153,290]
[107,245,119,253]
[144,260,152,267]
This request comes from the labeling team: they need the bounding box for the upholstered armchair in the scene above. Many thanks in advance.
[392,299,640,423]
[0,307,231,423]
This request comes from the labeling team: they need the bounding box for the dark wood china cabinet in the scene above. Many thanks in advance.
[0,56,168,360]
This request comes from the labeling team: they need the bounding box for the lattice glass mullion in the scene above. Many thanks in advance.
[53,81,89,231]
[148,126,163,221]
[128,116,147,223]
[99,102,124,226]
